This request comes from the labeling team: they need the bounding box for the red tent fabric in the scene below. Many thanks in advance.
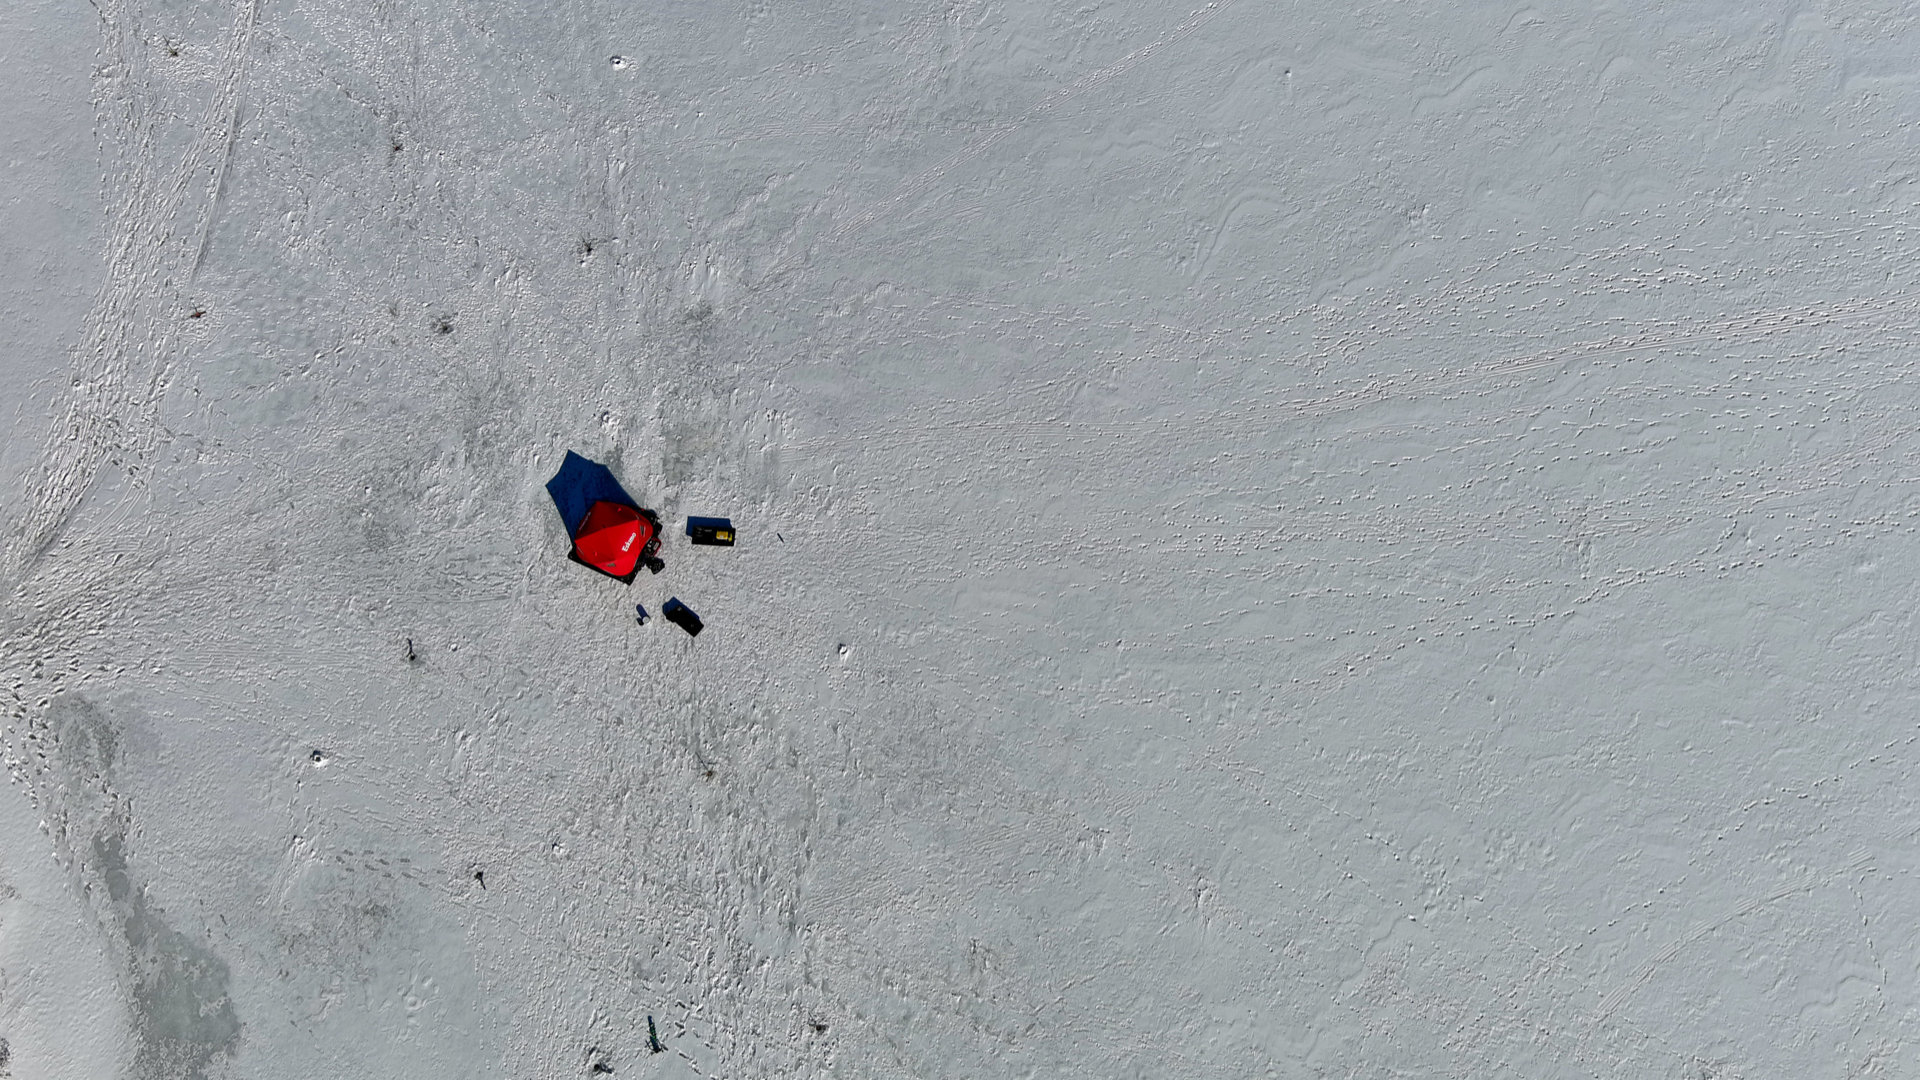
[572,500,654,579]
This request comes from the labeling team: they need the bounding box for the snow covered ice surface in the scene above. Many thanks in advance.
[5,0,1920,1076]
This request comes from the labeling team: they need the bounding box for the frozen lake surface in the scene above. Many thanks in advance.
[5,0,1920,1077]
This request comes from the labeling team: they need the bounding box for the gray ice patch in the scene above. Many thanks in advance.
[661,411,726,488]
[44,694,240,1080]
[93,830,241,1080]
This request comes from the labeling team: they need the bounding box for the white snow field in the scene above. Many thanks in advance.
[5,0,1920,1076]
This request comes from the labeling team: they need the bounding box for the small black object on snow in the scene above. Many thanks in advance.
[686,516,735,546]
[643,554,665,574]
[634,603,649,625]
[648,1016,664,1054]
[662,598,703,637]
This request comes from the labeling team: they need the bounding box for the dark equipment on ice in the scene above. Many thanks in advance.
[647,1016,664,1054]
[662,598,703,637]
[545,451,661,583]
[634,604,649,625]
[686,516,735,547]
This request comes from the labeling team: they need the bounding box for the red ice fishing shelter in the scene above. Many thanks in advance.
[572,500,655,580]
[545,451,661,584]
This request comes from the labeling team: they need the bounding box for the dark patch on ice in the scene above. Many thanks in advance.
[432,314,454,336]
[43,695,241,1080]
[660,411,725,487]
[48,694,117,787]
[94,832,242,1080]
[0,1036,11,1076]
[340,454,432,554]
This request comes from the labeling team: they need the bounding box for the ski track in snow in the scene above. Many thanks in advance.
[5,0,257,589]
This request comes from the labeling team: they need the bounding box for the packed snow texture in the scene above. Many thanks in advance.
[5,0,1920,1077]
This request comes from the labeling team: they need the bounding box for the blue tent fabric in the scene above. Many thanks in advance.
[545,451,638,537]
